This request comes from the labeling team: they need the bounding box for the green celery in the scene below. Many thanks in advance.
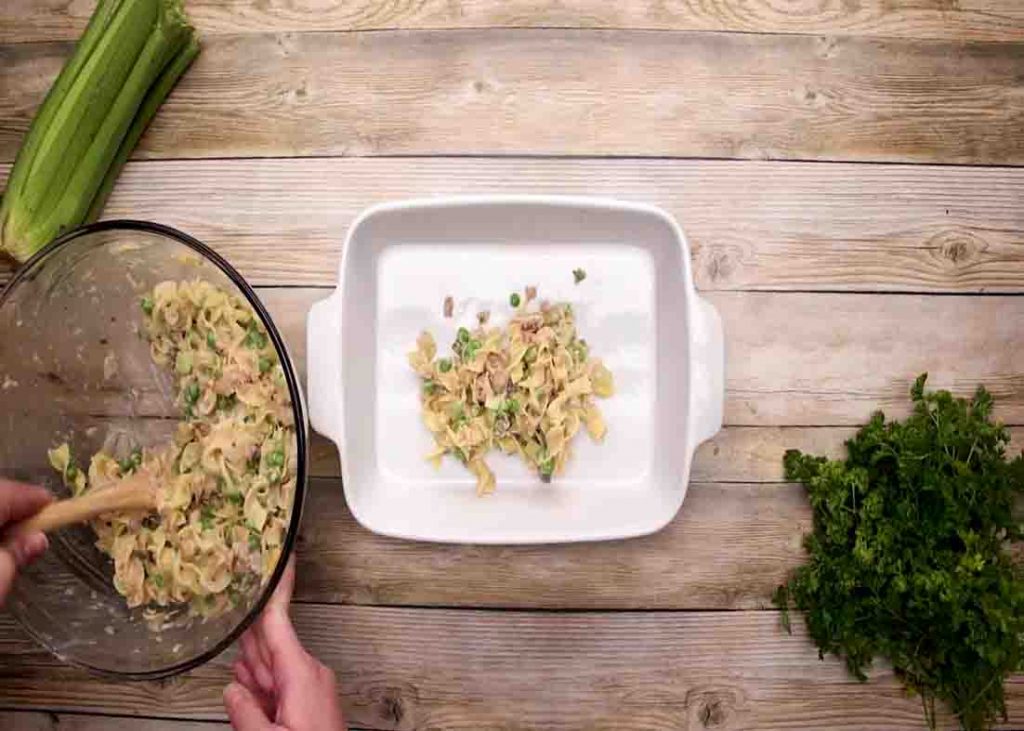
[26,1,192,245]
[0,0,126,233]
[87,35,199,222]
[11,0,159,238]
[0,0,198,262]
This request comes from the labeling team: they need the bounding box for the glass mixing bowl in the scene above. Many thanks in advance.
[0,221,307,679]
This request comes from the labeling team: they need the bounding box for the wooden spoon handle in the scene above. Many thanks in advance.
[16,478,157,535]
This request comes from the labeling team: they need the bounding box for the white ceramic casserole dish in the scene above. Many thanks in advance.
[307,196,723,544]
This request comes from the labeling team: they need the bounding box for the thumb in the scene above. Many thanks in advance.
[261,603,310,687]
[224,682,278,731]
[261,556,306,677]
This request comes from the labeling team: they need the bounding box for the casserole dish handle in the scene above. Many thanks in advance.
[306,291,344,444]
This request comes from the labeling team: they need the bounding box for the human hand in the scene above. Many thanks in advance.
[225,556,347,731]
[0,479,52,606]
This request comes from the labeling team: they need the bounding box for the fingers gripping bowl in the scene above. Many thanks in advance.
[0,221,308,679]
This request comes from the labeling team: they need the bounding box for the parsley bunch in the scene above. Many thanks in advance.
[775,374,1024,730]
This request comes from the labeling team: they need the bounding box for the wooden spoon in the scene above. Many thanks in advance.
[13,473,159,536]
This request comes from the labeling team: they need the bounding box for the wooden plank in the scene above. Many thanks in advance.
[711,291,1024,426]
[0,712,227,730]
[0,609,1020,730]
[293,478,811,609]
[5,0,1024,43]
[3,31,1023,165]
[6,157,1024,293]
[245,288,1024,428]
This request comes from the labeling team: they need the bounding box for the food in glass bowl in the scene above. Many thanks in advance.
[0,220,306,679]
[48,279,296,620]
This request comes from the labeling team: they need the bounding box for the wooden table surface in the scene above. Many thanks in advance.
[2,2,1024,729]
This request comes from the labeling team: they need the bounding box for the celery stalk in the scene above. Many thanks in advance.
[26,2,192,245]
[0,0,126,221]
[0,0,198,262]
[13,0,159,229]
[87,36,200,223]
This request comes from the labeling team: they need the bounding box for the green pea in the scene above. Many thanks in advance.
[152,573,165,588]
[438,358,452,373]
[206,331,217,348]
[457,327,470,343]
[119,449,141,474]
[539,458,555,481]
[258,356,273,374]
[140,297,154,315]
[244,325,267,350]
[185,381,200,404]
[248,533,261,551]
[267,449,285,467]
[226,492,244,506]
[510,292,521,307]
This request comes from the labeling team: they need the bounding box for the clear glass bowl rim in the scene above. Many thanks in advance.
[0,219,310,680]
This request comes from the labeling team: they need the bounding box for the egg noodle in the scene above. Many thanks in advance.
[49,279,295,619]
[409,287,614,494]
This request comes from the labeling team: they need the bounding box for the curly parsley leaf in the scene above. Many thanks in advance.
[775,374,1024,731]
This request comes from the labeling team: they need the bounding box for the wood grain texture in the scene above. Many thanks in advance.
[7,157,1024,293]
[0,712,228,730]
[5,0,1024,43]
[711,291,1024,426]
[292,478,811,609]
[0,609,1020,730]
[245,287,1024,428]
[3,31,1023,165]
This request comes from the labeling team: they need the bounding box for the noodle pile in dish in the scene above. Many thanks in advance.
[48,279,296,620]
[409,287,614,494]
